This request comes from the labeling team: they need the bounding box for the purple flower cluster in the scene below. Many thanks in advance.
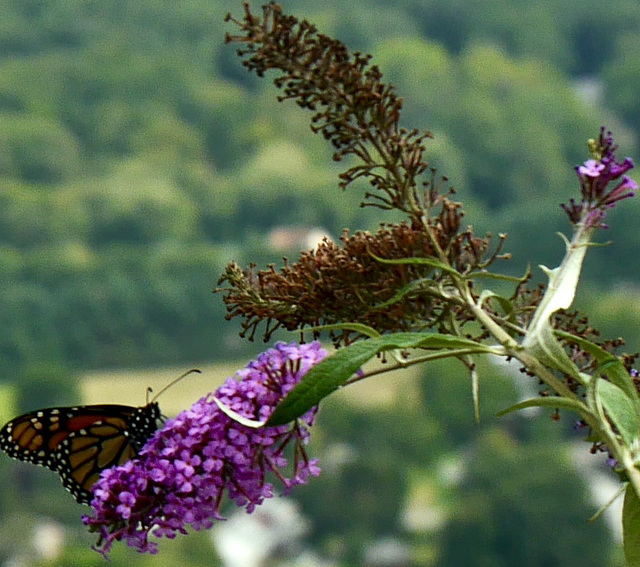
[83,341,327,555]
[562,127,637,228]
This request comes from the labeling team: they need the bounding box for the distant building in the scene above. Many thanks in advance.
[267,226,331,251]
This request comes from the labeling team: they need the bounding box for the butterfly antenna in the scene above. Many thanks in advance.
[150,369,202,404]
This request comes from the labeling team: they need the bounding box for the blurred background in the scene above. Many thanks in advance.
[0,0,638,565]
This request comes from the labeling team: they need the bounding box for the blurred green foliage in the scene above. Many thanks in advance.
[293,358,618,566]
[437,428,615,567]
[0,0,638,377]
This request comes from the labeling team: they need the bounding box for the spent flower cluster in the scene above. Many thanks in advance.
[84,341,326,554]
[219,221,507,345]
[221,2,510,347]
[225,1,431,210]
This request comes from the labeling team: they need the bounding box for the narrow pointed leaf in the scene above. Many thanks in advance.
[623,484,640,567]
[471,364,480,423]
[596,380,640,446]
[372,278,434,310]
[212,397,267,428]
[557,330,640,406]
[522,230,591,379]
[367,253,462,277]
[267,332,494,425]
[466,271,530,283]
[479,291,514,317]
[525,322,583,380]
[302,322,381,338]
[496,396,588,418]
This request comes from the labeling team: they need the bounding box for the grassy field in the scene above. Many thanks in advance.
[79,361,240,416]
[79,354,422,416]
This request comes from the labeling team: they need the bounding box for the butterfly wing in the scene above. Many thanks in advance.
[0,407,75,471]
[57,404,161,504]
[0,403,161,504]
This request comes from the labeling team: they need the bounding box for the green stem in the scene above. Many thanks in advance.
[343,345,505,386]
[467,297,640,498]
[621,453,640,502]
[466,301,578,400]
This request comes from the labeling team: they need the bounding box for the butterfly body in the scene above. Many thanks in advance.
[0,402,161,504]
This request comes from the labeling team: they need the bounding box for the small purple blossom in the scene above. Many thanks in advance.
[578,159,605,178]
[83,341,327,555]
[561,127,637,228]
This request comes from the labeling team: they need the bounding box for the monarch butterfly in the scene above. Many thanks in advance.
[0,369,200,504]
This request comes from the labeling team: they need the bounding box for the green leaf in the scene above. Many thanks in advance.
[525,322,583,381]
[496,395,588,418]
[557,330,640,405]
[497,385,640,447]
[367,252,462,277]
[624,484,640,567]
[372,278,434,310]
[522,229,592,379]
[466,271,529,283]
[596,380,640,446]
[267,332,495,426]
[478,290,514,317]
[301,322,381,338]
[471,363,480,423]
